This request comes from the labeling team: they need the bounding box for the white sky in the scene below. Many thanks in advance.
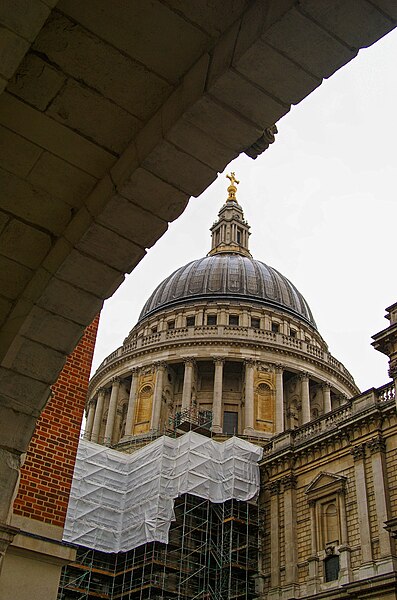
[92,29,397,393]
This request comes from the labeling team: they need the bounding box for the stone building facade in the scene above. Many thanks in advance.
[62,177,397,600]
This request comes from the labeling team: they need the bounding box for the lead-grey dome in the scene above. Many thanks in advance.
[139,254,316,328]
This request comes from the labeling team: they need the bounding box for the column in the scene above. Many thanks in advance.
[84,400,96,440]
[338,489,352,584]
[322,382,332,413]
[300,373,310,424]
[367,435,394,559]
[91,387,106,443]
[244,359,255,434]
[181,358,195,411]
[282,474,298,590]
[151,362,166,431]
[124,368,139,438]
[269,481,281,589]
[275,365,284,433]
[306,500,320,595]
[104,377,120,446]
[351,444,373,565]
[212,357,224,433]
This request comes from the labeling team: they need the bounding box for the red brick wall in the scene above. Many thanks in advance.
[13,316,99,527]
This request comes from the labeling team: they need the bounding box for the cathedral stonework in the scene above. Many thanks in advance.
[61,176,397,600]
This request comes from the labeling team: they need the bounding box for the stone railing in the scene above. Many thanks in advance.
[262,381,395,457]
[96,324,355,384]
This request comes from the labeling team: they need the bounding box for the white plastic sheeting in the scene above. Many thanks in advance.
[63,431,262,553]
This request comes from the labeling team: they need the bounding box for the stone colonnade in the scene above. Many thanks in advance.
[84,359,336,445]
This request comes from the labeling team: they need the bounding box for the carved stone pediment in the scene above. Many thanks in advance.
[305,472,346,500]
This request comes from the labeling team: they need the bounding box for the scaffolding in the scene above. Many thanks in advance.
[58,494,259,600]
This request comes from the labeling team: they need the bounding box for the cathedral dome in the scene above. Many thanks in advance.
[139,254,316,327]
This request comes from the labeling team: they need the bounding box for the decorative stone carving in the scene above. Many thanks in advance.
[282,474,297,490]
[268,480,281,496]
[350,444,366,461]
[367,434,386,454]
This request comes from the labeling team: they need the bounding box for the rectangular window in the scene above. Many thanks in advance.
[251,317,260,329]
[186,316,195,327]
[151,325,158,333]
[223,411,238,435]
[271,322,280,333]
[167,320,175,330]
[207,315,217,326]
[229,314,239,326]
[290,329,297,338]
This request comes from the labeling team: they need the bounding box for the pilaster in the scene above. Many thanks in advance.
[212,357,224,433]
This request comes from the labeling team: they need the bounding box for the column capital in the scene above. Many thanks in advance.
[130,367,139,376]
[367,434,386,454]
[282,473,297,490]
[244,357,255,367]
[321,381,331,390]
[213,356,225,365]
[182,357,196,366]
[274,363,284,373]
[299,371,310,381]
[111,376,121,385]
[308,499,316,508]
[350,443,366,461]
[153,361,167,371]
[268,480,281,496]
[98,386,107,395]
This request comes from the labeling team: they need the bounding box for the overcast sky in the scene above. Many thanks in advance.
[92,29,397,393]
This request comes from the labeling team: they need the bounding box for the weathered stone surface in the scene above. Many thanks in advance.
[0,93,116,177]
[0,212,9,235]
[37,277,103,326]
[0,297,12,329]
[118,168,189,223]
[59,0,209,83]
[142,139,217,197]
[96,195,168,249]
[7,53,66,111]
[0,167,72,235]
[0,367,49,416]
[184,95,262,151]
[0,220,52,270]
[0,256,32,300]
[47,79,140,155]
[0,448,23,521]
[209,69,289,128]
[76,223,146,273]
[372,0,397,20]
[0,125,42,178]
[262,7,357,79]
[166,118,237,172]
[235,39,321,105]
[161,0,247,37]
[19,307,83,355]
[56,249,125,299]
[300,0,396,49]
[0,0,50,42]
[28,152,97,209]
[34,12,172,121]
[0,26,29,79]
[2,337,66,384]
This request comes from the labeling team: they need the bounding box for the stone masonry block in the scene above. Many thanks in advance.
[209,69,289,128]
[0,93,116,178]
[96,195,168,249]
[0,256,32,300]
[76,222,146,273]
[166,117,237,172]
[34,12,172,121]
[0,124,42,178]
[235,39,321,105]
[142,139,217,198]
[262,7,357,79]
[0,0,50,42]
[2,336,66,384]
[0,212,9,235]
[56,249,125,299]
[117,167,189,223]
[184,94,262,152]
[206,21,240,89]
[60,0,209,84]
[0,26,29,79]
[8,53,66,111]
[28,151,97,209]
[371,1,397,20]
[37,276,103,326]
[0,367,49,418]
[161,0,247,37]
[0,448,23,521]
[0,219,52,270]
[47,79,141,155]
[19,306,83,355]
[300,0,396,49]
[0,296,12,329]
[0,167,72,235]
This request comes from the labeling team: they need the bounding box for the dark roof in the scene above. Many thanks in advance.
[139,254,316,328]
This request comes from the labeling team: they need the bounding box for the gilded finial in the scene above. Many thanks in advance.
[226,172,239,202]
